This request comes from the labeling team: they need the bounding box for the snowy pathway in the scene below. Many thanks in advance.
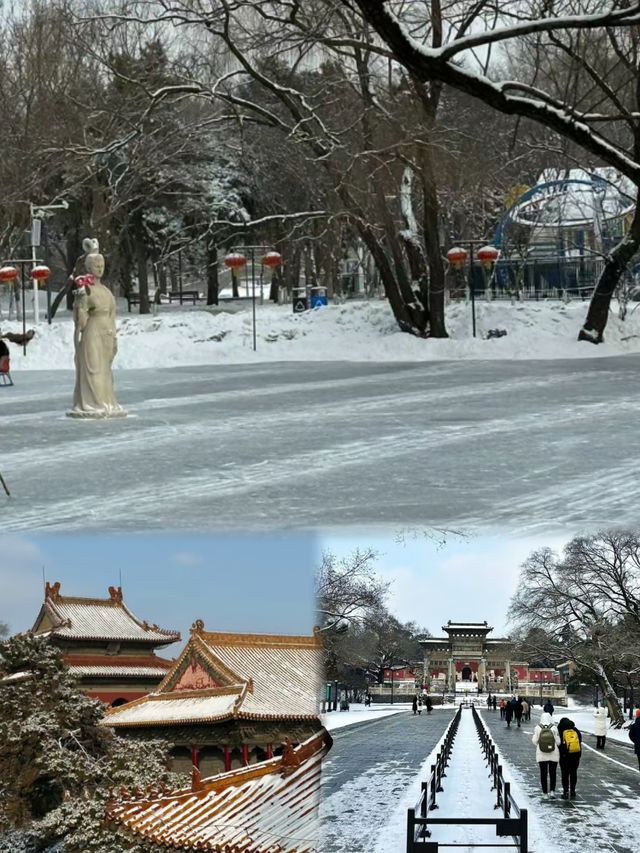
[2,358,640,531]
[320,710,452,853]
[481,709,640,853]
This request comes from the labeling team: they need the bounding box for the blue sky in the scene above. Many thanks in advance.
[319,529,570,635]
[0,533,318,647]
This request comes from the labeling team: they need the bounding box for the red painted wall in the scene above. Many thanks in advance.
[87,690,145,706]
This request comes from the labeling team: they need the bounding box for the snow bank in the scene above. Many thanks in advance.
[322,703,409,731]
[5,297,640,372]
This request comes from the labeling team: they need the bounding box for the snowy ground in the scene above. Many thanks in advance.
[4,298,640,370]
[322,703,408,731]
[324,708,640,853]
[2,356,640,531]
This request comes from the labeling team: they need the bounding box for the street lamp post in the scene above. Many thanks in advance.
[29,200,68,324]
[447,239,499,338]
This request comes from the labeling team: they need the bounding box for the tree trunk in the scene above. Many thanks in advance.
[206,242,219,305]
[579,201,640,343]
[595,663,624,727]
[420,151,448,338]
[135,236,150,315]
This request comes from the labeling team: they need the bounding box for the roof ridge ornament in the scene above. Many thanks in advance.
[191,619,205,635]
[108,585,123,603]
[45,581,61,602]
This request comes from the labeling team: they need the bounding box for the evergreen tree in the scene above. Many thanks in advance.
[0,634,177,853]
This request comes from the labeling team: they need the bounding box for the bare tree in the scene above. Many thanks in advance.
[510,530,640,725]
[351,0,640,343]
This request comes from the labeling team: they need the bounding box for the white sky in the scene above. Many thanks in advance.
[320,529,571,636]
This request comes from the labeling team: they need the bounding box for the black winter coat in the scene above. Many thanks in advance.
[629,719,640,755]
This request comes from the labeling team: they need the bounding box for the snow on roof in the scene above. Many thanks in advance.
[106,730,330,853]
[513,167,636,227]
[102,688,243,726]
[32,582,180,645]
[70,665,174,679]
[104,624,322,727]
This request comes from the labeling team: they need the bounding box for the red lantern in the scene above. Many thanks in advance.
[476,245,499,270]
[31,265,51,281]
[262,251,282,268]
[224,252,247,270]
[0,265,18,283]
[446,246,468,269]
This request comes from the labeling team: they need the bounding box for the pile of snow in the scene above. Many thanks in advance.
[322,703,409,731]
[4,297,640,371]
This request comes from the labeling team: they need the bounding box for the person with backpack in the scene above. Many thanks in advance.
[629,709,640,770]
[593,703,607,749]
[557,717,582,799]
[543,699,554,715]
[532,711,560,798]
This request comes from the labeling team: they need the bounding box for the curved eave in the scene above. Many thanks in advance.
[105,711,321,728]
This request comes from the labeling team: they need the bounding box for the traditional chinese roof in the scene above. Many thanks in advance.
[62,654,174,680]
[104,622,322,728]
[442,621,493,636]
[106,730,331,853]
[32,582,180,646]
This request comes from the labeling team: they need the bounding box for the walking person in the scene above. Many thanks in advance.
[499,698,506,719]
[629,709,640,770]
[412,695,418,716]
[505,700,514,728]
[593,703,607,749]
[543,698,554,715]
[557,717,582,800]
[522,699,529,722]
[514,696,524,728]
[425,695,433,714]
[532,711,560,799]
[492,695,497,712]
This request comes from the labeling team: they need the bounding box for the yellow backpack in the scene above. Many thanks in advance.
[562,729,581,754]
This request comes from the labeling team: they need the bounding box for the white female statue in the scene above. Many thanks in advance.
[67,239,126,419]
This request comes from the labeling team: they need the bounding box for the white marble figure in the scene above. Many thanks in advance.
[67,239,126,419]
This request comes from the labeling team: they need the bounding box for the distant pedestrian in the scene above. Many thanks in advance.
[514,697,524,728]
[412,695,418,715]
[492,695,497,711]
[505,702,513,728]
[593,704,607,749]
[425,696,433,714]
[532,711,560,799]
[543,699,554,715]
[629,709,640,770]
[526,701,533,721]
[557,717,582,800]
[499,698,506,719]
[522,699,529,721]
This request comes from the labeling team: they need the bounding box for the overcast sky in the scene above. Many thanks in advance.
[0,532,318,649]
[320,529,571,637]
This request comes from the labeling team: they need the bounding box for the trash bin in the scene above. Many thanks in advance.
[310,285,328,307]
[292,286,308,313]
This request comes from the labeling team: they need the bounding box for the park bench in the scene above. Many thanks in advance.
[167,290,201,304]
[126,294,142,312]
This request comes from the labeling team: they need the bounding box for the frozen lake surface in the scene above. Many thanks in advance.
[0,357,637,531]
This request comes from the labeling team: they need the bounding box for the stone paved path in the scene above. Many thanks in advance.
[481,708,640,853]
[320,710,453,852]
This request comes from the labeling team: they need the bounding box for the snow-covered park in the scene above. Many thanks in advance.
[2,299,640,532]
[4,298,640,369]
